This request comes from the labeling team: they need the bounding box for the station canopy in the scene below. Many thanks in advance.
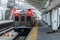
[15,0,46,11]
[25,0,46,12]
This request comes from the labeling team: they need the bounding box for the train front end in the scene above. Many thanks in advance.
[13,8,36,35]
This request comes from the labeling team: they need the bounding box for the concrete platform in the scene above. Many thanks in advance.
[0,20,14,25]
[26,20,60,40]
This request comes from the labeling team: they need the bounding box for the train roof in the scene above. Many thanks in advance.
[18,9,26,14]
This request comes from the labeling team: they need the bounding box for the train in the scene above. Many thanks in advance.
[13,8,37,35]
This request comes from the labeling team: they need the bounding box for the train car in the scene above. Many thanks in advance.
[13,8,37,35]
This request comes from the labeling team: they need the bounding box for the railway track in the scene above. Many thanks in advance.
[0,20,14,35]
[13,34,27,40]
[0,27,13,35]
[13,28,32,40]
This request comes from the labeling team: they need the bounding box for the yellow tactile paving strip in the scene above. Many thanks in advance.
[29,21,38,40]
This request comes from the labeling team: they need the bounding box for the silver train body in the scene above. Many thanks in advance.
[13,10,37,35]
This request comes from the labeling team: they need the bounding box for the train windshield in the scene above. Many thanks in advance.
[27,16,31,21]
[15,16,19,21]
[21,16,25,21]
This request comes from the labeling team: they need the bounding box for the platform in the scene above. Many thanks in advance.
[0,20,14,25]
[26,20,60,40]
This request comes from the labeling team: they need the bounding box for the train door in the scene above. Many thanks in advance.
[14,16,20,26]
[20,15,26,26]
[26,16,32,27]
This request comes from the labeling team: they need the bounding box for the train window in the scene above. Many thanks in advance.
[15,16,19,21]
[21,16,25,21]
[27,16,31,21]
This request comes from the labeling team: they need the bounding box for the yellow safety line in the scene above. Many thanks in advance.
[29,21,38,40]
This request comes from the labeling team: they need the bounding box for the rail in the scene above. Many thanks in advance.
[0,20,14,34]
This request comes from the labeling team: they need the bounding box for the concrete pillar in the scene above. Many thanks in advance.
[51,9,58,30]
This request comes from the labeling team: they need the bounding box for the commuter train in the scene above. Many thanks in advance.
[13,8,37,35]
